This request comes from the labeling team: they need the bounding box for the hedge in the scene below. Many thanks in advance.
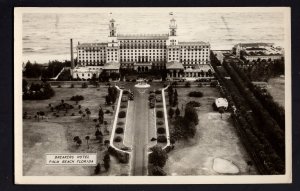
[116,127,124,134]
[118,111,126,118]
[186,101,201,107]
[188,91,203,97]
[117,121,124,126]
[157,127,166,134]
[120,104,127,108]
[114,136,122,142]
[156,111,164,118]
[157,121,164,126]
[108,146,129,163]
[157,135,167,143]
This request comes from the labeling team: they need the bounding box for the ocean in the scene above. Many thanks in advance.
[22,8,285,63]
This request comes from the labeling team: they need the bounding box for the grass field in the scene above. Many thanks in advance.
[267,76,285,107]
[164,86,257,175]
[23,86,129,176]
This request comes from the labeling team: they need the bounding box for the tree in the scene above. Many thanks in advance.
[152,165,167,176]
[105,95,111,105]
[98,107,104,124]
[168,108,174,118]
[186,121,196,138]
[219,107,225,119]
[73,136,82,146]
[94,163,101,174]
[85,136,90,149]
[95,129,103,143]
[104,160,110,171]
[39,111,45,119]
[103,153,110,164]
[22,79,28,92]
[86,108,91,119]
[104,121,108,133]
[173,93,178,107]
[184,105,199,125]
[175,107,180,117]
[149,145,168,168]
[36,112,40,121]
[169,93,173,106]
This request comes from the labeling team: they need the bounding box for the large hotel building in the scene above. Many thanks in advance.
[72,18,213,80]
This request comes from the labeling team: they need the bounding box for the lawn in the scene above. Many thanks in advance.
[267,76,285,107]
[164,86,257,175]
[23,86,129,176]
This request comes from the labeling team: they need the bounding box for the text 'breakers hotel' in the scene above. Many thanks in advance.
[72,17,213,80]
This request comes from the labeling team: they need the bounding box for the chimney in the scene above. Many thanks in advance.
[70,38,74,69]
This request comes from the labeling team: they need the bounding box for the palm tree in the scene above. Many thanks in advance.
[85,136,90,149]
[36,112,40,121]
[104,121,108,133]
[86,109,91,119]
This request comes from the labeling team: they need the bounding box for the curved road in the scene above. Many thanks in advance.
[131,88,149,176]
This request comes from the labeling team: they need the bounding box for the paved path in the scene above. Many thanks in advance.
[131,88,149,176]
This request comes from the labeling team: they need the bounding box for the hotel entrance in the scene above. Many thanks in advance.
[133,62,152,73]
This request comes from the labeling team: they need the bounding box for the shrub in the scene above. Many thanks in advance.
[117,121,124,126]
[155,90,161,94]
[57,85,62,88]
[186,101,201,107]
[210,81,218,87]
[157,135,167,143]
[70,95,84,101]
[121,146,130,151]
[188,91,203,97]
[118,111,126,118]
[104,140,110,145]
[157,121,164,126]
[151,166,167,176]
[185,82,191,87]
[156,105,163,108]
[116,127,124,134]
[123,90,129,94]
[71,113,75,116]
[70,84,74,88]
[82,82,88,88]
[114,136,122,142]
[156,111,164,118]
[105,110,110,114]
[108,146,129,163]
[121,104,127,108]
[157,127,166,134]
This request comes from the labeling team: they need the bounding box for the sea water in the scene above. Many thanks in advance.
[22,9,284,63]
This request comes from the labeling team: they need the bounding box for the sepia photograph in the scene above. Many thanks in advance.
[14,7,291,184]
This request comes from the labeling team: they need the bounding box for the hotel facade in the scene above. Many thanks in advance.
[72,18,213,80]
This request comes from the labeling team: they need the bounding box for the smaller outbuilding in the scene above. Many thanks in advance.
[215,98,228,110]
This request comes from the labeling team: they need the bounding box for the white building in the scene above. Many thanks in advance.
[233,43,283,62]
[72,18,212,80]
[215,98,228,110]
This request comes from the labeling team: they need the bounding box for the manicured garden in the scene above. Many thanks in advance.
[23,84,130,176]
